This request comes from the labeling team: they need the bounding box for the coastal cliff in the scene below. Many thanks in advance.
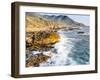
[25,13,86,67]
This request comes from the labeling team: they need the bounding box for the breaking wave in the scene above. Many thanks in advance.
[40,26,90,66]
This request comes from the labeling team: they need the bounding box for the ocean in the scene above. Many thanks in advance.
[40,26,90,66]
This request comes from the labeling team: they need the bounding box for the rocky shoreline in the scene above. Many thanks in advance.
[26,52,50,67]
[25,13,87,67]
[26,31,60,67]
[26,31,60,51]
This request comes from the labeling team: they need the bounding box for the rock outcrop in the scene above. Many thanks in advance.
[26,31,60,51]
[26,53,50,67]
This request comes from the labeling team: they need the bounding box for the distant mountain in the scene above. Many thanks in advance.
[43,15,73,22]
[26,13,86,32]
[42,15,85,26]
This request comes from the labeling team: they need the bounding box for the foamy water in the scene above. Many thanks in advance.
[39,26,89,66]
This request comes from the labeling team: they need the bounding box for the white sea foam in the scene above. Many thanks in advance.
[40,31,76,66]
[40,26,89,66]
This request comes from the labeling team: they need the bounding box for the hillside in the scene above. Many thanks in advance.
[26,15,65,32]
[26,14,86,32]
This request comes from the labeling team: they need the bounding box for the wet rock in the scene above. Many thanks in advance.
[26,53,50,67]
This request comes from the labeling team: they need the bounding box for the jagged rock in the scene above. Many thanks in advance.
[26,53,50,67]
[26,31,60,51]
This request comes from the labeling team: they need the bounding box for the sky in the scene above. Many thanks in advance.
[67,14,90,26]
